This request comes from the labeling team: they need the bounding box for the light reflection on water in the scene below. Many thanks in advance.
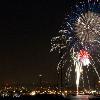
[70,95,89,100]
[65,95,98,100]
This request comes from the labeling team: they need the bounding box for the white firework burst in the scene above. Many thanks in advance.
[75,11,100,44]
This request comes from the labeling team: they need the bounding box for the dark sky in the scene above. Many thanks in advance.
[0,0,79,84]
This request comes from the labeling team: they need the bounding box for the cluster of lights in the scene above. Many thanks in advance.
[29,89,68,96]
[29,89,100,96]
[1,86,100,97]
[0,86,29,98]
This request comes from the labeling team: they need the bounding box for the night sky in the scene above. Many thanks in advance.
[0,0,81,84]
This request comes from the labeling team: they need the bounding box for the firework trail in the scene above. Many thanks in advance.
[51,0,100,94]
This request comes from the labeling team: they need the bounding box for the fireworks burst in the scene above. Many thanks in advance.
[50,0,100,93]
[75,11,100,43]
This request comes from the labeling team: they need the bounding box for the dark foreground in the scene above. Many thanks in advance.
[0,94,100,100]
